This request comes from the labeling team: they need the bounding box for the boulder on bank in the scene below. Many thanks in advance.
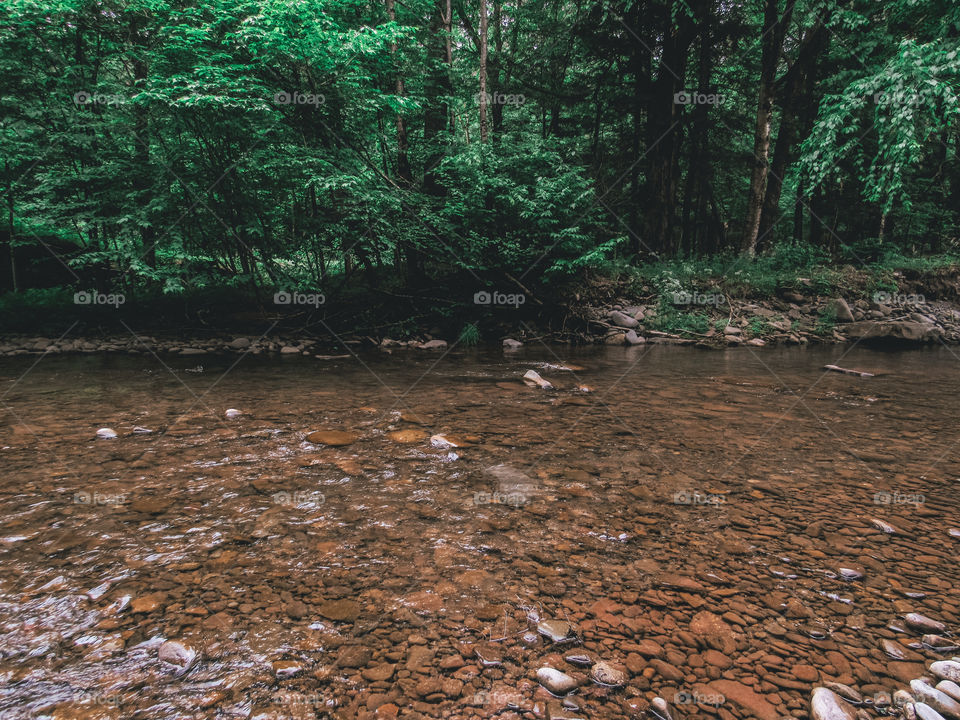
[608,310,639,329]
[844,320,941,343]
[826,298,855,323]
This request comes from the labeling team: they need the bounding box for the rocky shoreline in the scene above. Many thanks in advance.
[3,286,960,356]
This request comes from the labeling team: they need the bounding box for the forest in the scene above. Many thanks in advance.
[0,0,958,313]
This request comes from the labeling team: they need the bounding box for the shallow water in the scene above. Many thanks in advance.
[0,345,958,719]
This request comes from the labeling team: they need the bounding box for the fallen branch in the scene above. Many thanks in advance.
[824,364,874,377]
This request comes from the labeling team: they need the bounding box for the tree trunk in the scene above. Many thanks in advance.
[386,0,411,184]
[478,0,489,143]
[742,0,795,255]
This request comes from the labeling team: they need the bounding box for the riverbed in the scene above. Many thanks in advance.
[0,345,958,719]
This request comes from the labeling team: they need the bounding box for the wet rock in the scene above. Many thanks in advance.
[792,663,819,682]
[882,639,923,661]
[318,599,361,622]
[503,338,522,349]
[523,369,553,389]
[564,652,593,667]
[228,337,251,349]
[608,310,639,329]
[158,639,197,672]
[932,662,960,683]
[418,339,448,350]
[925,636,960,653]
[708,679,780,720]
[96,427,117,439]
[689,610,737,654]
[649,697,675,720]
[824,683,862,704]
[131,593,165,613]
[336,645,372,668]
[590,660,627,687]
[938,681,960,704]
[429,433,472,448]
[305,430,357,446]
[272,659,302,678]
[387,429,426,443]
[906,613,947,633]
[537,619,572,642]
[225,408,242,418]
[362,664,396,682]
[871,518,900,534]
[916,704,949,720]
[537,667,578,695]
[911,679,960,719]
[811,687,858,720]
[625,329,645,345]
[838,565,865,580]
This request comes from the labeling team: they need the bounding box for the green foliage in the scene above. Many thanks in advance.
[457,322,480,346]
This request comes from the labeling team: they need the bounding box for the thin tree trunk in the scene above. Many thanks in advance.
[479,0,489,143]
[742,0,795,255]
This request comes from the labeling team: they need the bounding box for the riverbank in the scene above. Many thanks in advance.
[3,260,960,355]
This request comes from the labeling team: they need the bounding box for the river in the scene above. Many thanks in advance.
[0,345,958,719]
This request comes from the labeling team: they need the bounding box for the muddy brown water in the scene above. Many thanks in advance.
[0,345,958,720]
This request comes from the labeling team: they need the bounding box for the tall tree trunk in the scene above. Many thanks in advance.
[742,0,795,255]
[3,160,16,292]
[756,21,826,250]
[478,0,489,143]
[386,0,411,184]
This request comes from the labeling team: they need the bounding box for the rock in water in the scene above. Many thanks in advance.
[905,613,947,633]
[916,704,948,720]
[649,697,675,720]
[225,408,241,418]
[537,619,572,642]
[811,687,858,720]
[932,661,960,684]
[522,369,553,389]
[96,428,117,439]
[305,430,357,446]
[536,667,577,695]
[925,636,960,653]
[871,518,899,534]
[591,661,627,687]
[158,640,197,672]
[938,681,960,704]
[910,679,960,719]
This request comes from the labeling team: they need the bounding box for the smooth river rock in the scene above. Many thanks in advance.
[911,679,960,719]
[932,662,960,684]
[537,667,577,695]
[305,429,357,446]
[811,687,858,720]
